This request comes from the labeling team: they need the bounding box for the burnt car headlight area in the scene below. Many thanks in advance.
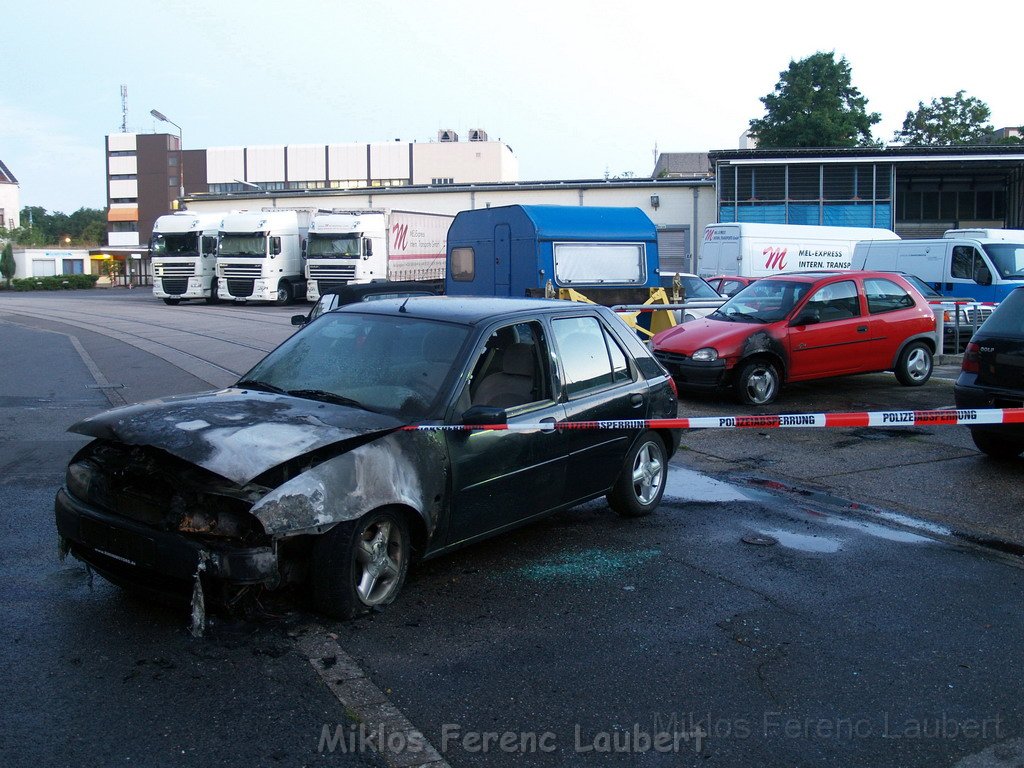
[55,440,294,598]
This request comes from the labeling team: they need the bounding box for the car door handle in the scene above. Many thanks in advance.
[539,416,557,433]
[630,394,644,407]
[857,325,868,333]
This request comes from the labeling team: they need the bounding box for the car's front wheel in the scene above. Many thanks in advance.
[607,431,667,517]
[311,509,410,619]
[895,341,933,386]
[735,359,780,406]
[969,429,1024,460]
[276,282,293,306]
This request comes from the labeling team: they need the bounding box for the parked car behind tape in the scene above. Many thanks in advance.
[954,287,1024,458]
[56,297,679,619]
[651,270,937,406]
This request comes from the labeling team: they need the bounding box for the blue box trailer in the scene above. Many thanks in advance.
[445,205,660,300]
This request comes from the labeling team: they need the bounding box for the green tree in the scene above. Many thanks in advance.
[894,91,993,145]
[749,52,880,148]
[12,206,107,246]
[1,242,15,287]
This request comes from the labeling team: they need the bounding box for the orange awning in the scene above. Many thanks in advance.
[107,207,139,222]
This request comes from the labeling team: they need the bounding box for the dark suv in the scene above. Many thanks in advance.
[954,287,1024,458]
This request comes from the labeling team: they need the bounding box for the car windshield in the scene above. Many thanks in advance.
[714,279,813,323]
[976,289,1024,338]
[220,233,266,257]
[982,243,1024,279]
[899,273,941,298]
[240,312,470,419]
[661,275,721,300]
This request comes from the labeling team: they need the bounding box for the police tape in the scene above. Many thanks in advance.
[400,408,1024,432]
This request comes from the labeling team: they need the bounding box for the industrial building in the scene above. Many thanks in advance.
[0,159,20,231]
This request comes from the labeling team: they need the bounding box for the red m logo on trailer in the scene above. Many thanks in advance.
[704,228,716,241]
[763,247,787,271]
[392,223,409,251]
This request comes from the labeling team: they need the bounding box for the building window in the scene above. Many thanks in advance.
[63,260,85,275]
[110,174,137,181]
[168,156,179,167]
[168,176,179,187]
[108,151,136,158]
[431,177,454,185]
[110,198,137,204]
[110,221,138,232]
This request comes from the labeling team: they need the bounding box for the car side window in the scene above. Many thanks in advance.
[461,321,550,411]
[551,316,633,397]
[951,246,991,283]
[864,278,915,314]
[805,280,860,322]
[722,280,744,296]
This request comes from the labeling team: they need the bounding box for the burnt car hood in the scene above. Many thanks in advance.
[68,388,404,485]
[654,317,780,355]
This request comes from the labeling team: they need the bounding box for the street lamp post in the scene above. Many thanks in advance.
[150,109,184,200]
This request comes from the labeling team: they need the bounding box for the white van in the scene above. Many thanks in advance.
[699,223,900,279]
[854,235,1024,302]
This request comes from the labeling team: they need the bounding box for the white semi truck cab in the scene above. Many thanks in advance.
[216,208,313,305]
[305,209,451,301]
[151,212,224,305]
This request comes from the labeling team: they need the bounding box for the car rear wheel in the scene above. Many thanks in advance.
[607,431,667,517]
[969,429,1024,460]
[311,509,410,619]
[735,359,780,406]
[895,342,933,386]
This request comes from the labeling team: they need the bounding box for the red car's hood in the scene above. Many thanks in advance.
[652,316,782,356]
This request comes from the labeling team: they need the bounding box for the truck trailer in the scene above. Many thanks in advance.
[150,212,224,305]
[216,208,313,305]
[305,209,452,301]
[699,222,900,279]
[444,205,661,301]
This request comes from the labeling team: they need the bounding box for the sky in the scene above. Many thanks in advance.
[3,0,1021,213]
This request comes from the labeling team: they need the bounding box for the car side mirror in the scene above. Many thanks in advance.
[791,307,820,326]
[461,405,507,426]
[270,236,282,256]
[363,238,373,259]
[291,314,307,326]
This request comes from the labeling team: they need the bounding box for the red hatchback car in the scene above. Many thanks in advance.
[651,271,937,405]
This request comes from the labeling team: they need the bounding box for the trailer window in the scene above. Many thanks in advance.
[450,247,475,282]
[553,242,646,286]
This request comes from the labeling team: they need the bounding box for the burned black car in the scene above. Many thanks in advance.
[55,297,679,618]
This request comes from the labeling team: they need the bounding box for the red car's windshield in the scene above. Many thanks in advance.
[713,279,813,324]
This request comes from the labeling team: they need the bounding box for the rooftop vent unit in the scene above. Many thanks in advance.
[467,129,488,142]
[438,129,459,143]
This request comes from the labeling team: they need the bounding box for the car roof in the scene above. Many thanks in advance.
[334,295,601,324]
[758,270,912,284]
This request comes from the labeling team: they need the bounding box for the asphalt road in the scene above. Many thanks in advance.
[1,289,1022,768]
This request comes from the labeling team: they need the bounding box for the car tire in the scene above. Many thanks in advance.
[311,508,410,619]
[162,297,181,306]
[607,431,667,517]
[969,429,1024,460]
[895,342,933,386]
[735,359,780,406]
[276,282,293,306]
[206,279,220,305]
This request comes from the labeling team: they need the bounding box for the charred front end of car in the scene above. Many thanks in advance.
[55,439,279,598]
